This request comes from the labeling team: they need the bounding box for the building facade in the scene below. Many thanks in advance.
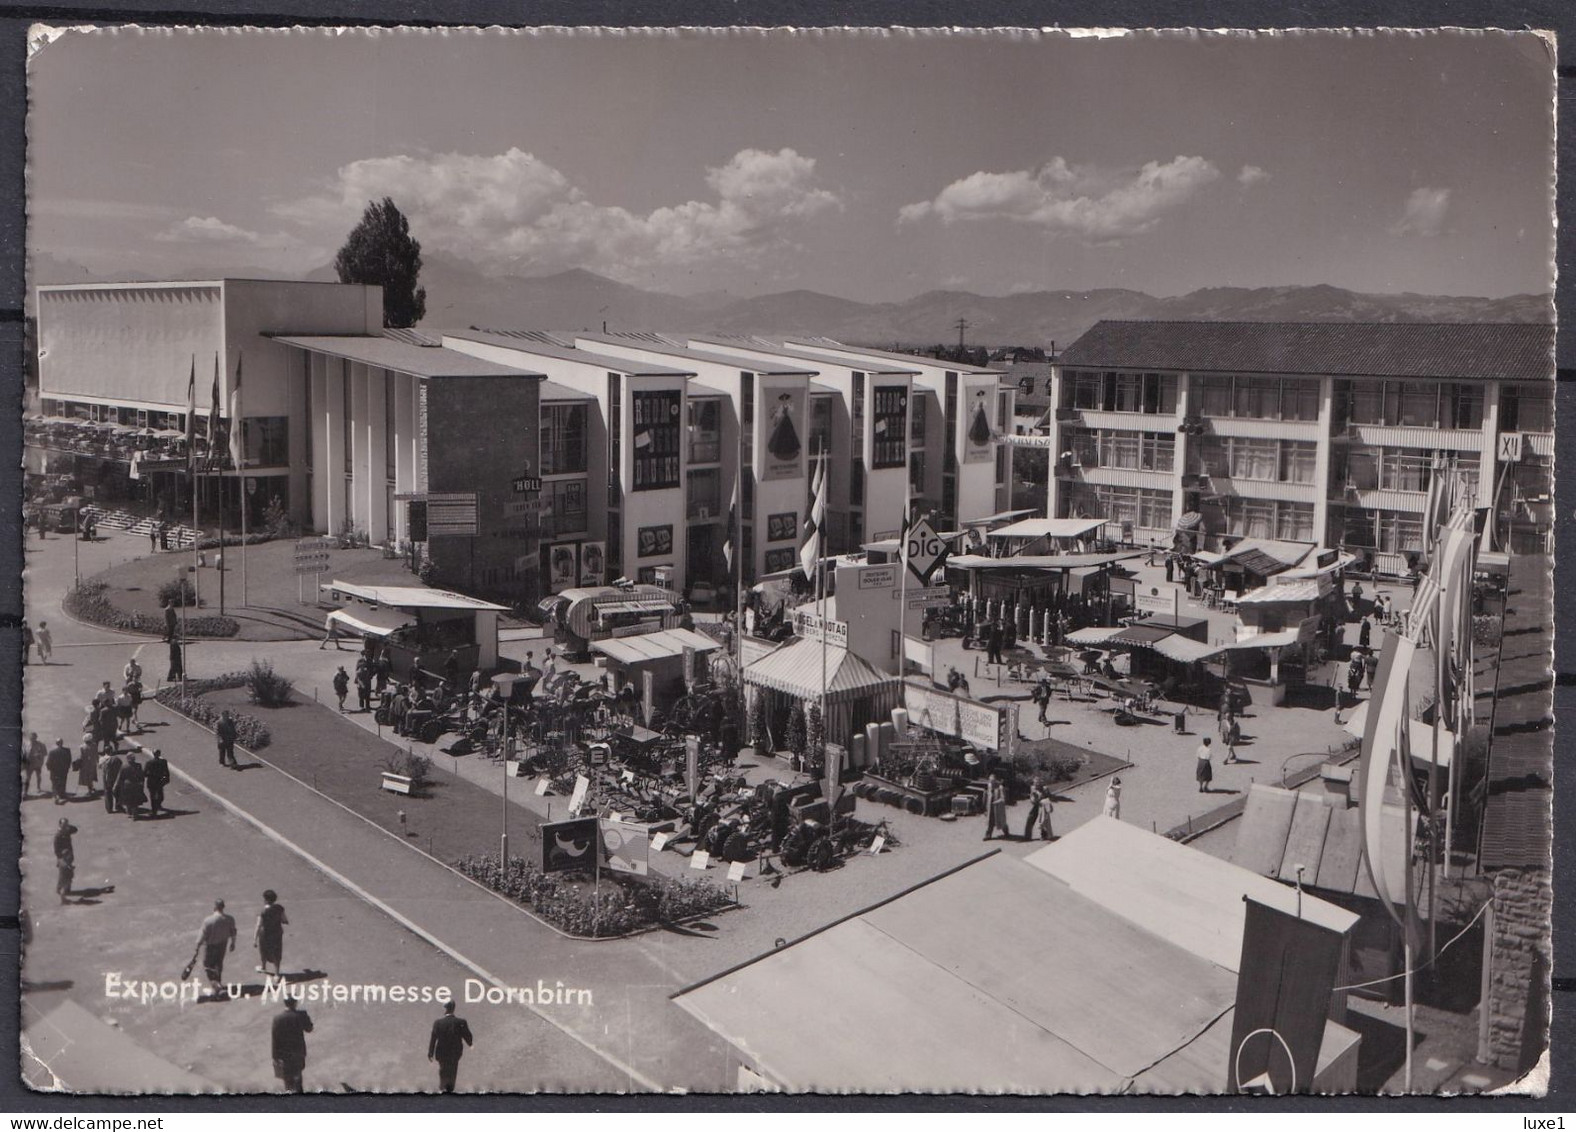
[1047,321,1554,574]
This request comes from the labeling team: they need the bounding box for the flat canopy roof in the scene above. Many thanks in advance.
[590,627,722,666]
[987,517,1105,541]
[575,333,818,376]
[274,336,542,380]
[323,580,508,612]
[946,550,1144,571]
[441,329,695,376]
[688,336,917,375]
[673,852,1239,1092]
[784,337,1003,375]
[1237,580,1324,605]
[1025,816,1358,973]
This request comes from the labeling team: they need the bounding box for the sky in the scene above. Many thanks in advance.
[26,26,1557,302]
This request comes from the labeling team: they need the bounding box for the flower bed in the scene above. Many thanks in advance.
[153,671,271,748]
[65,581,239,638]
[454,851,734,938]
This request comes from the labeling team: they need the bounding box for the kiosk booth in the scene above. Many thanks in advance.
[541,585,680,662]
[321,581,506,682]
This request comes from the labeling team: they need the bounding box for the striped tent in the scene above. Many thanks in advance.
[743,638,901,747]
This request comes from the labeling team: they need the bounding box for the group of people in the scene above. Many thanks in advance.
[20,619,53,665]
[980,772,1056,842]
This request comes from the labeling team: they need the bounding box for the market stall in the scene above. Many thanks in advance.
[1191,538,1318,599]
[321,580,507,680]
[1213,626,1311,707]
[590,627,723,714]
[983,516,1106,557]
[743,637,901,749]
[544,585,680,661]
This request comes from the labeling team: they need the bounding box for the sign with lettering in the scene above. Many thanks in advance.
[427,492,479,537]
[599,818,650,876]
[903,518,947,583]
[792,608,850,647]
[856,564,899,590]
[512,474,542,494]
[726,861,747,883]
[902,680,1005,750]
[1135,586,1179,616]
[689,850,711,871]
[1498,432,1524,463]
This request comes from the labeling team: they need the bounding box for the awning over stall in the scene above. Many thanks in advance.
[744,638,898,702]
[591,628,722,666]
[1149,635,1223,664]
[986,517,1105,542]
[1235,580,1324,605]
[946,550,1144,571]
[1222,629,1302,650]
[1066,626,1124,646]
[326,607,414,638]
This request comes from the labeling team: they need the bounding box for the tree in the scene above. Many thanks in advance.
[334,198,427,328]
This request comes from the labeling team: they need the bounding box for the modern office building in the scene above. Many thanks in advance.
[1046,321,1554,575]
[31,278,1025,602]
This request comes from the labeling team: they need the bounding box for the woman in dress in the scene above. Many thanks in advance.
[76,737,98,798]
[982,772,1009,841]
[1195,738,1214,793]
[1103,777,1122,820]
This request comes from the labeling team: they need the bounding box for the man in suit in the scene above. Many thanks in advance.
[143,750,170,817]
[427,1000,474,1093]
[270,996,313,1093]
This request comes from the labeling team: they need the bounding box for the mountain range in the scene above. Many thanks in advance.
[30,251,1552,349]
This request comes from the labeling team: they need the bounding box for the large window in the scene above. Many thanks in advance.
[1060,370,1176,414]
[1500,383,1553,433]
[1442,383,1485,430]
[910,394,928,442]
[630,390,681,490]
[1220,497,1313,542]
[871,386,908,469]
[1396,382,1438,428]
[547,479,588,534]
[687,468,721,520]
[1066,427,1174,472]
[1194,374,1323,421]
[810,395,834,458]
[542,402,589,476]
[687,399,721,464]
[1191,436,1314,483]
[243,416,289,468]
[1065,484,1172,530]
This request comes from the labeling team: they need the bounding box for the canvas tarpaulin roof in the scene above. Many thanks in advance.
[743,638,897,703]
[326,607,413,638]
[591,628,722,666]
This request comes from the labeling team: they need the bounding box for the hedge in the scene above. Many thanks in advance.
[65,581,239,638]
[153,672,271,749]
[454,852,733,938]
[196,532,277,551]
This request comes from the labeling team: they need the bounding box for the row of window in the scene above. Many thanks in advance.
[1192,374,1320,422]
[1066,427,1176,473]
[1334,380,1484,431]
[1065,484,1174,531]
[1204,497,1317,543]
[1061,371,1179,415]
[1189,436,1318,484]
[1340,508,1426,555]
[1334,447,1481,495]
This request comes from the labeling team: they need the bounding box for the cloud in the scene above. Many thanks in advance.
[898,155,1221,242]
[1238,165,1270,186]
[274,147,840,277]
[1389,187,1450,237]
[155,215,299,249]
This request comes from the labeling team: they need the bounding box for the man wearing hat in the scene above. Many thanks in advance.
[271,995,314,1093]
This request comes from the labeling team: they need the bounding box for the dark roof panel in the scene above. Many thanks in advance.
[1059,321,1554,382]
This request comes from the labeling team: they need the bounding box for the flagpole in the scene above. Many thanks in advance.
[236,351,247,608]
[897,445,912,676]
[1401,676,1416,1095]
[818,447,828,769]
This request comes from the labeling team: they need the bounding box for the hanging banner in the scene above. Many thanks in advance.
[547,542,579,593]
[963,383,995,464]
[902,680,1003,750]
[759,377,807,481]
[870,386,909,469]
[578,540,606,586]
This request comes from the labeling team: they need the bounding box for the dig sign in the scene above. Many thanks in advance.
[904,518,947,584]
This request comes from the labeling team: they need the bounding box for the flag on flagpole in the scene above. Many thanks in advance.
[800,452,827,578]
[185,356,197,470]
[227,351,244,472]
[722,476,740,572]
[207,353,222,471]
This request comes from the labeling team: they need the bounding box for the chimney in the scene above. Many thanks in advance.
[1320,762,1355,807]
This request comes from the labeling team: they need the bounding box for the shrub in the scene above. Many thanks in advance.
[245,659,296,707]
[380,748,432,789]
[785,703,807,758]
[152,684,271,749]
[453,851,734,938]
[747,693,770,750]
[1009,748,1084,784]
[195,532,276,551]
[157,577,197,608]
[65,581,239,638]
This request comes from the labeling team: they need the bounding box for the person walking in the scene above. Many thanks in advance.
[1022,782,1053,841]
[1224,717,1241,764]
[24,732,46,798]
[125,656,143,686]
[100,748,123,814]
[117,753,146,819]
[1364,650,1379,691]
[144,749,170,818]
[167,637,184,683]
[76,736,99,798]
[164,602,179,643]
[1348,656,1365,699]
[1103,777,1123,820]
[194,899,237,993]
[96,698,120,756]
[20,620,33,666]
[35,621,52,665]
[332,666,349,713]
[1033,677,1053,725]
[159,522,169,551]
[1358,616,1372,651]
[271,996,314,1093]
[127,677,144,732]
[115,685,135,737]
[355,666,372,713]
[45,738,73,805]
[216,710,239,769]
[149,524,158,552]
[428,1000,474,1093]
[982,772,1009,841]
[1195,737,1214,793]
[54,819,78,905]
[254,890,289,985]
